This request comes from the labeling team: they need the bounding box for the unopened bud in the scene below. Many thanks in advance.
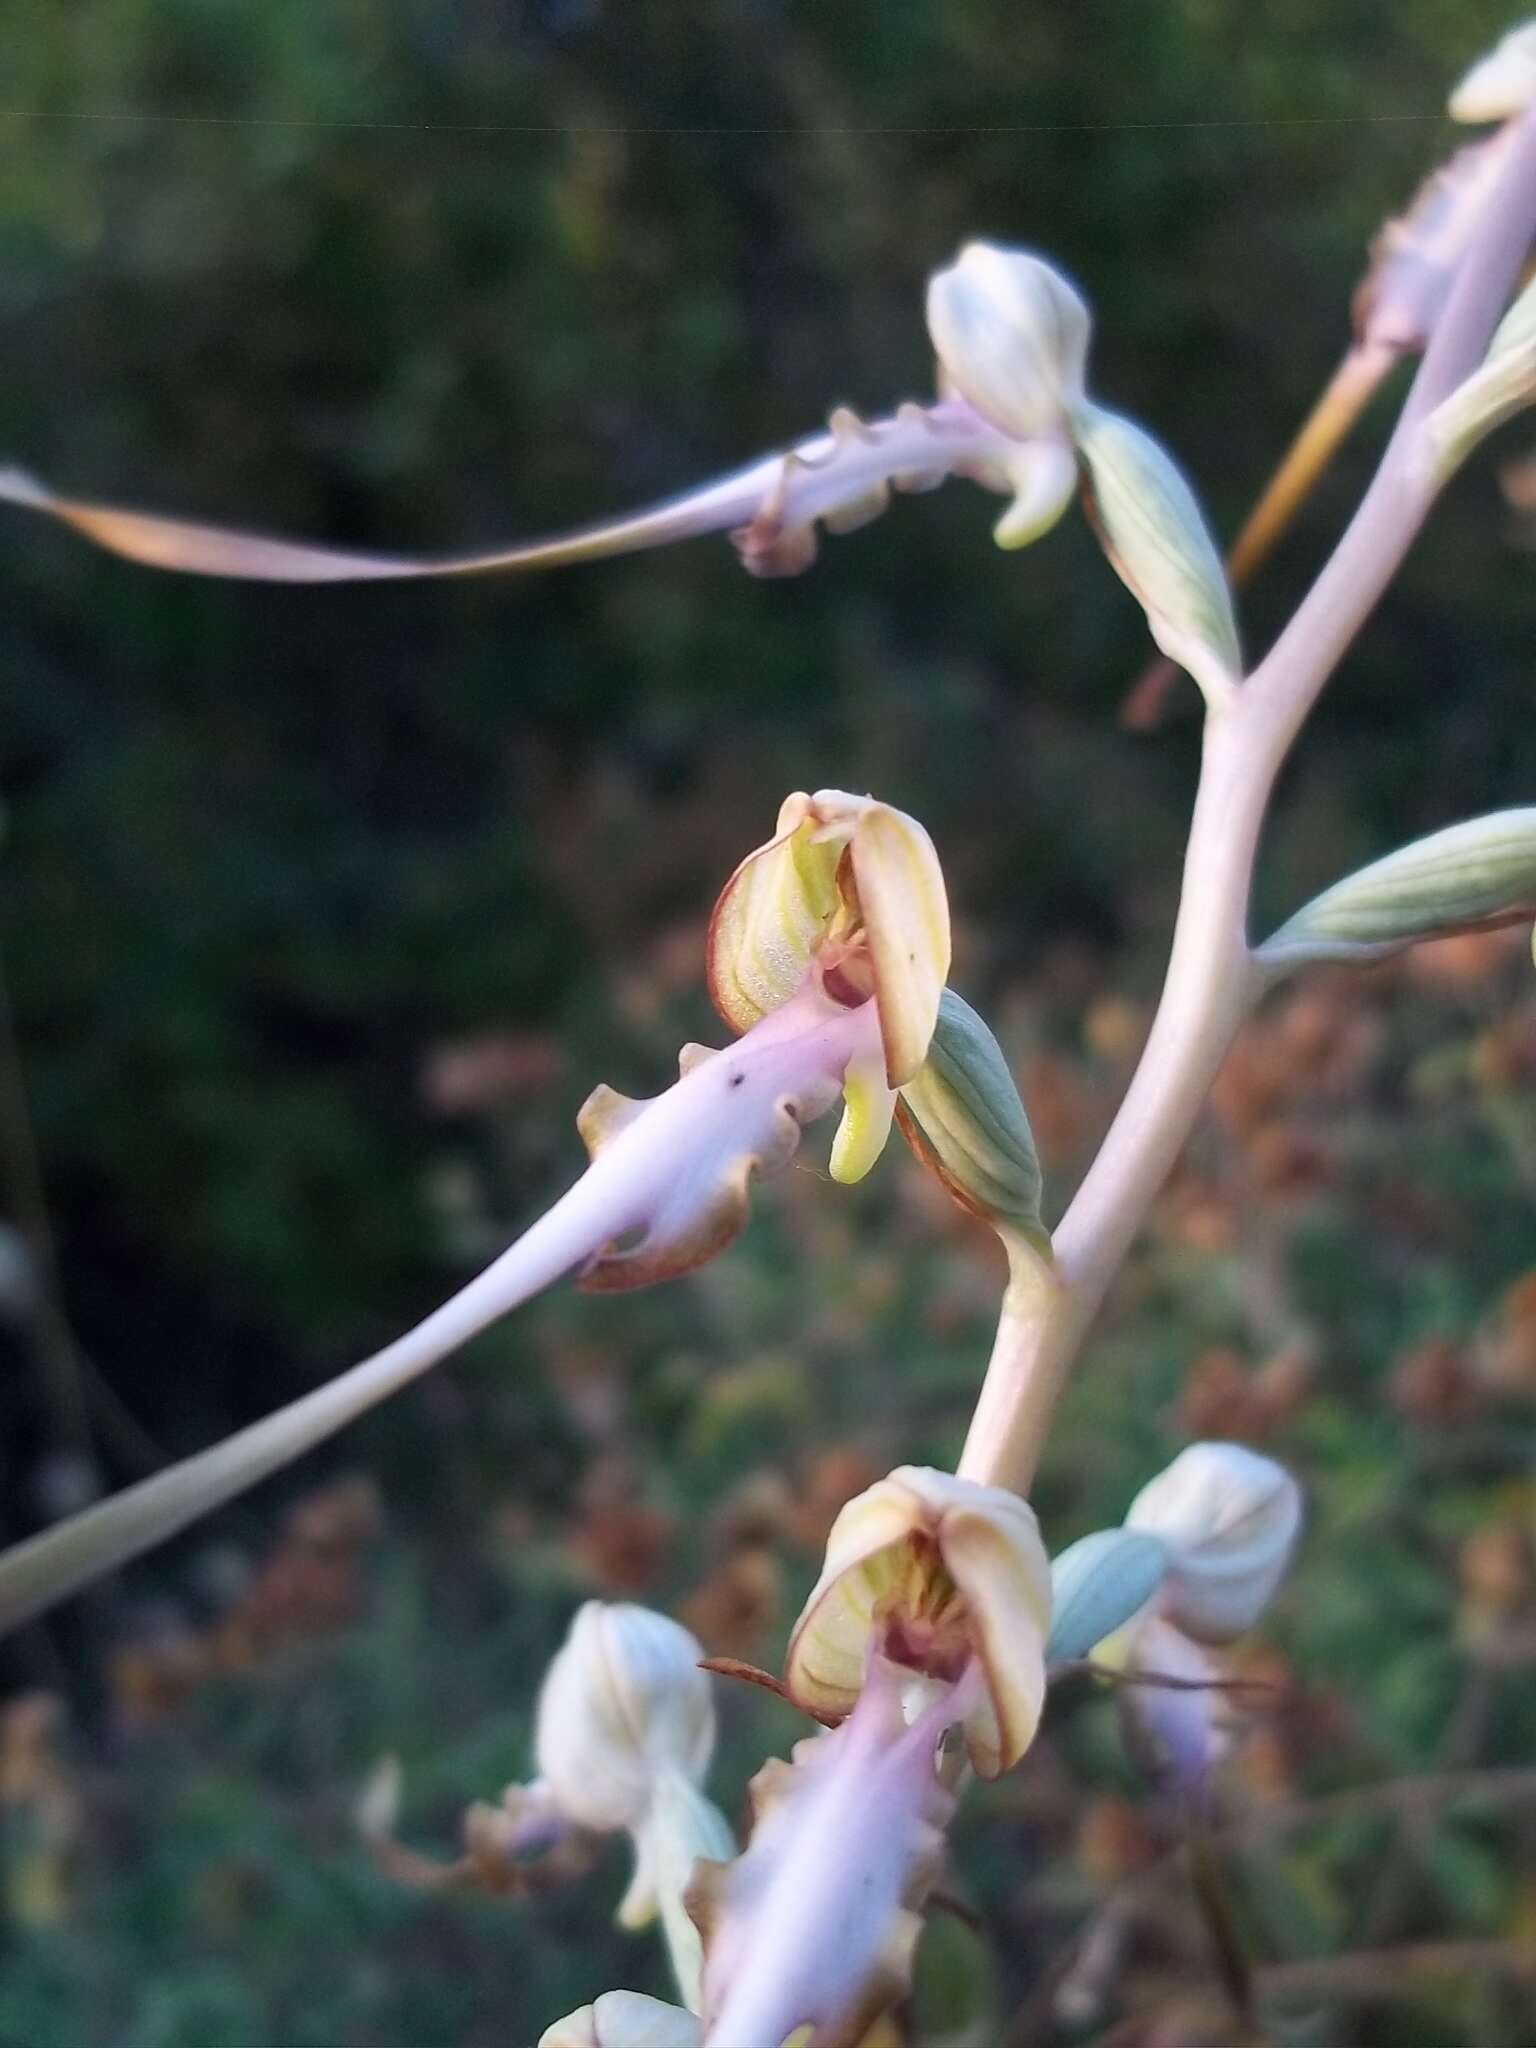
[785,1465,1051,1776]
[536,1603,715,1925]
[1124,1443,1301,1644]
[539,1992,700,2048]
[1070,402,1241,703]
[927,243,1091,440]
[1259,808,1536,970]
[1449,22,1536,122]
[895,988,1048,1251]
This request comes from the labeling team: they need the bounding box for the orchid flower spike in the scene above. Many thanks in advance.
[0,796,945,1639]
[1047,1442,1302,1793]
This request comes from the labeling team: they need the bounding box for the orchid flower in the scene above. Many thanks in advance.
[0,792,948,1639]
[1045,1442,1303,1793]
[0,242,1238,695]
[658,1467,1051,2048]
[0,248,1082,586]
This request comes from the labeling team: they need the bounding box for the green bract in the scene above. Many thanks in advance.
[896,989,1048,1252]
[1070,400,1242,703]
[1259,808,1536,968]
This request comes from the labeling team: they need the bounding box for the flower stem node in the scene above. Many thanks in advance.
[786,1465,1052,1778]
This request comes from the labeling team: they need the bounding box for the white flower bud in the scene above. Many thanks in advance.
[1124,1443,1301,1643]
[535,1602,716,1926]
[1449,22,1536,122]
[926,242,1092,439]
[539,1991,700,2048]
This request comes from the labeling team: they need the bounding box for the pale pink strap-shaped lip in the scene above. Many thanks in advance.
[0,459,768,583]
[0,399,1002,586]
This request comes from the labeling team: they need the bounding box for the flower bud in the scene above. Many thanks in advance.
[539,1992,700,2048]
[895,988,1047,1250]
[927,243,1091,439]
[1045,1527,1170,1665]
[785,1465,1051,1776]
[1258,808,1536,971]
[1124,1443,1301,1644]
[536,1602,715,1925]
[1070,402,1241,703]
[1449,22,1536,122]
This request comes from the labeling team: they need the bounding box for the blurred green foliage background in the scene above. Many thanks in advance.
[3,3,1536,2044]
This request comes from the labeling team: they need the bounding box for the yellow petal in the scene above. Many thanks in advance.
[785,1476,932,1714]
[828,1058,898,1184]
[844,802,951,1085]
[940,1489,1053,1776]
[706,793,841,1034]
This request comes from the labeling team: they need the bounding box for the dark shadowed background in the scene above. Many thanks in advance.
[3,5,1536,2045]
